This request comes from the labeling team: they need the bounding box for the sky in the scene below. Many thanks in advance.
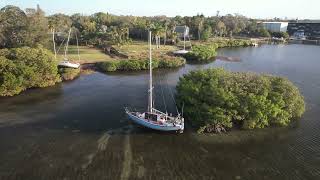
[0,0,319,19]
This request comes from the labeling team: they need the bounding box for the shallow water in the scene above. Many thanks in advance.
[0,44,319,180]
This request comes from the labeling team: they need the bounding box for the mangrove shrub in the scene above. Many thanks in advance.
[58,67,80,81]
[0,46,60,96]
[212,39,253,48]
[185,45,217,62]
[176,68,305,133]
[97,57,186,72]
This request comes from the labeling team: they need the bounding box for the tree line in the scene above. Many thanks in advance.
[1,5,274,49]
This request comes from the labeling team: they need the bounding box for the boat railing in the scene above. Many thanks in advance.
[125,107,145,113]
[152,108,184,124]
[152,108,168,116]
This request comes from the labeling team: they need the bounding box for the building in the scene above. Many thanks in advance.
[174,26,190,38]
[262,22,288,32]
[287,21,320,39]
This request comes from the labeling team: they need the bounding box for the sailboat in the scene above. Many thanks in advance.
[125,31,184,133]
[57,29,80,69]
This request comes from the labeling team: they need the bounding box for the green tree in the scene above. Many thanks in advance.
[25,5,50,47]
[221,14,248,37]
[48,13,72,33]
[92,12,112,31]
[0,5,29,48]
[150,23,165,48]
[107,26,130,46]
[0,56,24,96]
[0,46,61,96]
[201,25,212,41]
[258,28,271,37]
[215,21,226,37]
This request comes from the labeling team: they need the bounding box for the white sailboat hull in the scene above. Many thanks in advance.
[173,49,189,55]
[58,61,80,69]
[125,111,184,132]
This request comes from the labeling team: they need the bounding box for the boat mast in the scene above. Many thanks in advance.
[75,32,80,61]
[52,28,57,59]
[148,31,153,113]
[64,28,72,59]
[183,26,186,51]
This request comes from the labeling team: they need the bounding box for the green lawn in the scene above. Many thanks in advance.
[57,46,113,64]
[118,41,178,59]
[56,42,180,64]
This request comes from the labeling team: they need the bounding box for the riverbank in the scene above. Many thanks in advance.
[0,39,264,97]
[61,39,255,68]
[289,39,320,45]
[96,57,186,72]
[193,38,257,48]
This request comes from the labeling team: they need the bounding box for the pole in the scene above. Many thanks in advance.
[75,32,80,61]
[148,31,153,113]
[52,29,57,59]
[183,26,186,50]
[183,34,186,51]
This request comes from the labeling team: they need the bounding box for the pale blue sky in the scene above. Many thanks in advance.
[0,0,319,19]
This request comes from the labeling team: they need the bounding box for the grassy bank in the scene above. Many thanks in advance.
[57,46,113,64]
[58,68,81,81]
[193,38,255,48]
[211,38,254,48]
[57,40,254,71]
[117,41,178,59]
[184,38,255,63]
[94,41,186,72]
[96,57,186,72]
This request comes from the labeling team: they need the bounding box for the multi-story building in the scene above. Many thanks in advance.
[262,22,289,32]
[287,20,320,39]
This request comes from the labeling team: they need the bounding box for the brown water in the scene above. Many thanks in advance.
[0,44,319,180]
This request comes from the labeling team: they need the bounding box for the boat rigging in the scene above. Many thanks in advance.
[125,31,184,133]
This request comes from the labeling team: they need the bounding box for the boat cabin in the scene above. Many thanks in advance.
[145,112,158,121]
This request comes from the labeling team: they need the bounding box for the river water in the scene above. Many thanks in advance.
[0,44,319,180]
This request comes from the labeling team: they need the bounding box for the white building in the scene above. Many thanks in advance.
[262,22,288,32]
[174,26,190,38]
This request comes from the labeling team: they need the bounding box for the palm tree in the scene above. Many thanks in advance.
[151,23,164,49]
[162,19,170,46]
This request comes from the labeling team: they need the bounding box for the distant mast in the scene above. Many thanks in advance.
[52,28,57,59]
[64,29,72,59]
[148,31,153,113]
[183,25,186,51]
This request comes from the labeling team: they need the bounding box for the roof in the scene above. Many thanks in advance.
[293,20,320,23]
[262,22,289,24]
[174,26,189,34]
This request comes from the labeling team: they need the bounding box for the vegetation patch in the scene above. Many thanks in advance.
[195,38,255,48]
[212,39,254,48]
[176,68,305,133]
[96,57,185,72]
[58,67,81,81]
[0,46,61,96]
[185,45,217,62]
